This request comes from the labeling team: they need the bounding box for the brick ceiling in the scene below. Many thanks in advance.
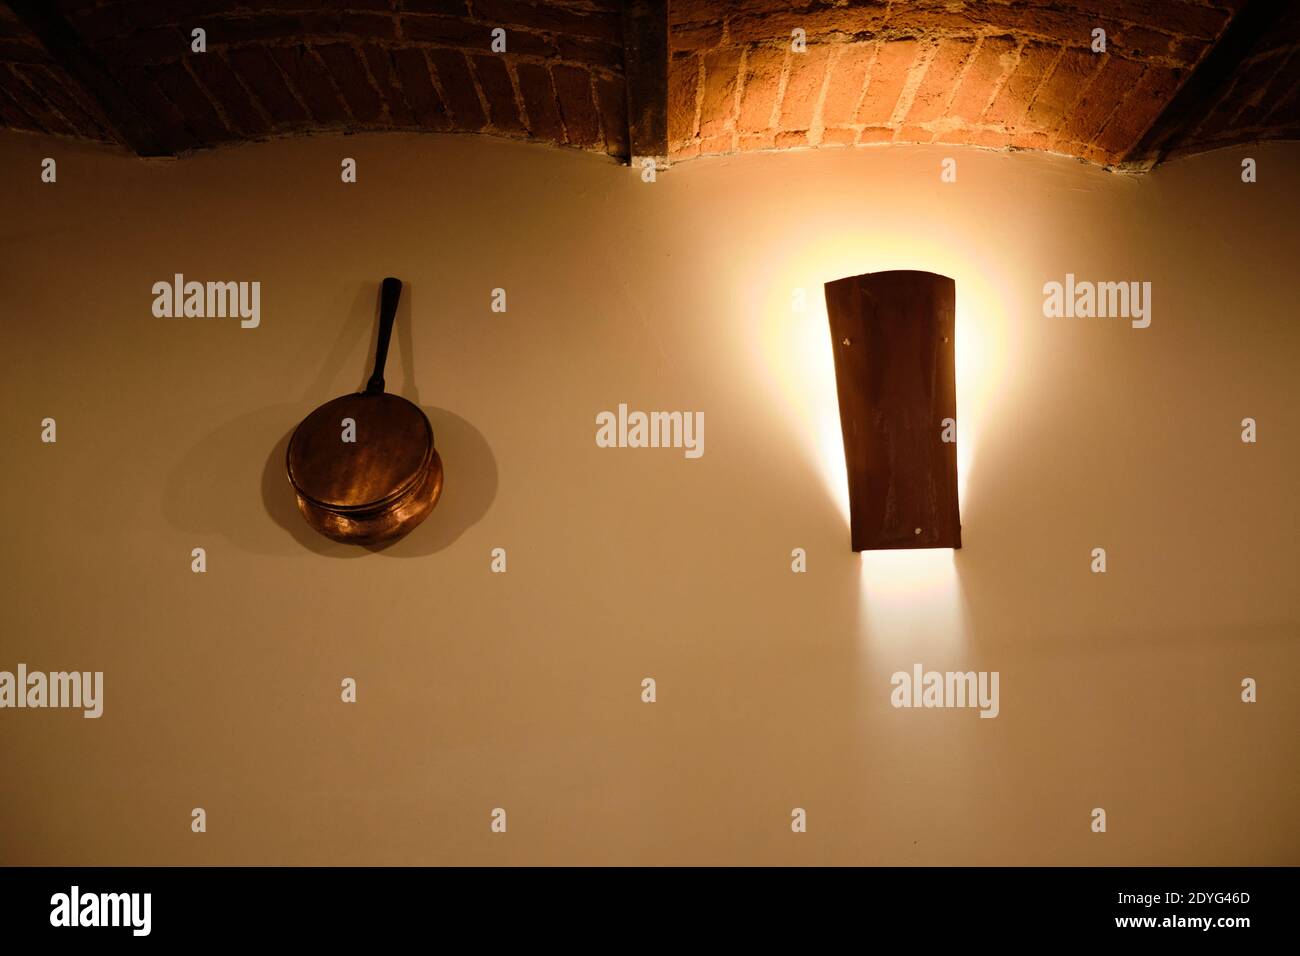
[0,1,1297,170]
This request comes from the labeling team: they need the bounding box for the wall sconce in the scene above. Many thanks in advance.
[824,270,961,552]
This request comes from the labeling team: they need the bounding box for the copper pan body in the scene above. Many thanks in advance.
[291,448,443,545]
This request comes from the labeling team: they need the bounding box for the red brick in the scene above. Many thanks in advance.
[855,39,919,125]
[149,60,236,142]
[551,63,600,146]
[189,13,396,47]
[1009,129,1051,149]
[671,21,724,52]
[1050,137,1090,158]
[115,66,200,151]
[668,53,700,149]
[669,0,726,22]
[858,126,895,143]
[127,0,235,26]
[186,14,301,46]
[1054,56,1144,145]
[227,45,310,124]
[427,48,487,129]
[947,36,1017,123]
[1225,52,1296,129]
[895,124,931,143]
[1109,24,1178,62]
[271,45,348,123]
[670,139,701,160]
[905,38,976,125]
[0,0,1264,167]
[965,128,1013,148]
[778,44,831,131]
[397,0,470,14]
[821,125,857,146]
[314,13,400,42]
[128,0,333,25]
[699,45,743,136]
[1024,48,1100,133]
[315,43,384,124]
[400,14,488,47]
[1257,49,1300,125]
[983,42,1057,128]
[737,45,785,132]
[189,49,270,135]
[0,83,41,131]
[515,61,563,142]
[61,78,115,137]
[1027,0,1230,41]
[360,44,415,126]
[1172,37,1213,68]
[471,0,620,43]
[932,125,976,145]
[701,131,734,153]
[885,3,1078,44]
[20,65,112,137]
[820,42,875,127]
[1093,64,1183,156]
[1077,142,1114,165]
[594,72,628,155]
[472,28,553,59]
[2,66,73,134]
[471,54,524,132]
[390,47,451,128]
[728,4,888,45]
[95,24,189,66]
[557,35,622,71]
[1191,74,1254,139]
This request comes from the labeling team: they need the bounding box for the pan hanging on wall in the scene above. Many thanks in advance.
[286,278,443,545]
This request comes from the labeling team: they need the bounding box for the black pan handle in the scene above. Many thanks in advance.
[365,277,403,394]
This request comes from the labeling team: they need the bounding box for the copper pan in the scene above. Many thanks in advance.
[286,278,443,545]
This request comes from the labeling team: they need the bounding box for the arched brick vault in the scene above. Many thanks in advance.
[668,0,1300,166]
[0,1,1297,170]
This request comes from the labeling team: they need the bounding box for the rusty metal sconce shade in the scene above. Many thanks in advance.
[824,270,961,552]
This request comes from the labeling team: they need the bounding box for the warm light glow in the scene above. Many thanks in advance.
[750,228,1015,532]
[858,548,958,600]
[857,548,970,648]
[745,216,1018,644]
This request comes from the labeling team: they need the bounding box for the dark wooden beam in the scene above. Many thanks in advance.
[824,271,961,552]
[1123,0,1293,168]
[619,0,668,167]
[6,0,169,156]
